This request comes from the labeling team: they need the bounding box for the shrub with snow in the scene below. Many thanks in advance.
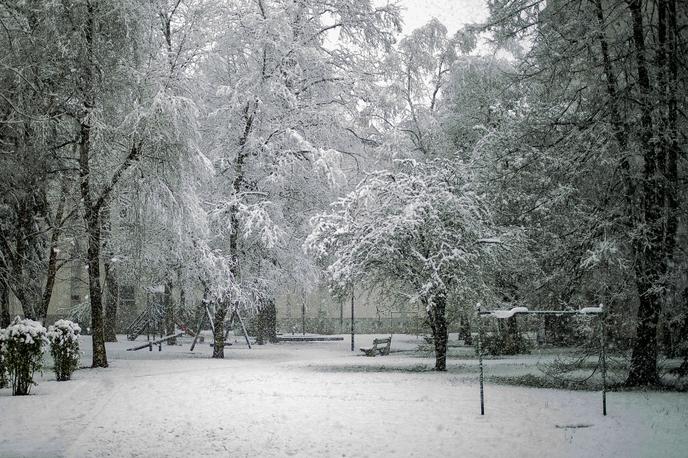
[47,320,81,381]
[1,317,47,395]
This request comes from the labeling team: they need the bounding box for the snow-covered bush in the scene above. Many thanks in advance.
[47,320,81,381]
[482,322,531,356]
[1,317,47,395]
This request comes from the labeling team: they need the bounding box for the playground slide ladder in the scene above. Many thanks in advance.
[126,309,149,341]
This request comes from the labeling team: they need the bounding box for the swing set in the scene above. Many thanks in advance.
[189,300,252,351]
[475,303,607,416]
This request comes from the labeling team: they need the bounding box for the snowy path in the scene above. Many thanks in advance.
[1,335,687,457]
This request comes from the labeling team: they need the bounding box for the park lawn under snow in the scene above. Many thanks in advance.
[1,334,687,457]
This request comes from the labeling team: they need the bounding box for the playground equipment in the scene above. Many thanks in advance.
[277,335,344,342]
[475,304,606,416]
[125,301,166,341]
[126,332,185,351]
[189,301,252,351]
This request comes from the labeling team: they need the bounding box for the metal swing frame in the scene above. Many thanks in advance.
[475,304,607,416]
[189,301,252,351]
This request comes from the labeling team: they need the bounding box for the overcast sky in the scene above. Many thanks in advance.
[396,0,488,35]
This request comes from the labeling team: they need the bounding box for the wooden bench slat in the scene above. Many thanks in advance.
[360,336,392,357]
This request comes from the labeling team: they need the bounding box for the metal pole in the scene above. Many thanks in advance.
[350,284,355,352]
[302,298,306,336]
[601,309,607,416]
[205,303,215,331]
[416,302,420,338]
[147,293,151,342]
[189,311,204,352]
[477,305,485,415]
[236,310,252,349]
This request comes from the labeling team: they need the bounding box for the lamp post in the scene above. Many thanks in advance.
[476,303,485,416]
[301,297,306,336]
[350,283,354,352]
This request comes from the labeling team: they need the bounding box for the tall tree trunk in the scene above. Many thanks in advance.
[12,199,36,320]
[102,202,118,342]
[165,281,176,345]
[103,260,118,342]
[75,0,140,365]
[664,0,679,261]
[592,0,634,198]
[426,292,448,371]
[40,180,69,320]
[625,0,674,386]
[460,313,472,345]
[593,0,679,385]
[677,289,688,376]
[212,102,254,358]
[212,301,228,357]
[0,283,10,328]
[85,215,107,367]
[178,266,186,312]
[265,298,278,343]
[78,0,107,368]
[255,298,278,344]
[627,276,662,385]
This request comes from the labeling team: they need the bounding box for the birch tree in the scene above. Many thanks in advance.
[199,0,400,357]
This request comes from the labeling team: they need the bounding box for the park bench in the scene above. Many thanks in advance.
[360,337,392,356]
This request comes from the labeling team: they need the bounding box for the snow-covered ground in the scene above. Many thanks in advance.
[1,334,687,457]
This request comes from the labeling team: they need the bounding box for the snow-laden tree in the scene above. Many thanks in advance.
[306,159,525,370]
[359,19,477,160]
[45,0,220,365]
[483,0,687,385]
[198,0,401,357]
[100,0,222,343]
[0,0,82,324]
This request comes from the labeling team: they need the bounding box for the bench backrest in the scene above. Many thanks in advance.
[373,338,391,345]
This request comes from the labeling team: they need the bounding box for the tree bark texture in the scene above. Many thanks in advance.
[40,182,68,320]
[102,204,118,342]
[426,292,448,371]
[255,298,278,345]
[593,0,681,386]
[212,302,228,358]
[77,0,106,368]
[624,0,679,386]
[165,282,176,345]
[103,260,118,342]
[0,284,9,328]
[212,102,254,358]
